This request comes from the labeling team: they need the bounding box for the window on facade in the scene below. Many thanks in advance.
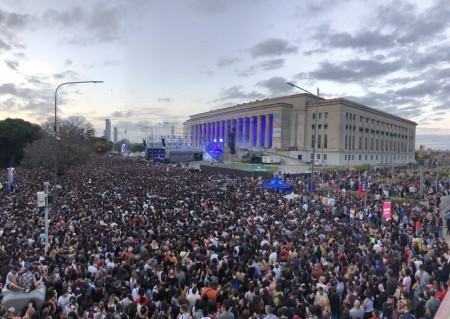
[318,135,322,149]
[325,112,328,118]
[352,136,355,149]
[324,154,327,160]
[365,138,368,150]
[365,155,368,160]
[345,155,347,160]
[319,113,322,119]
[318,153,321,159]
[370,138,373,150]
[346,113,348,119]
[371,155,373,160]
[311,135,315,148]
[359,155,362,160]
[344,135,347,149]
[376,139,378,151]
[358,136,362,149]
[313,113,316,119]
[352,155,354,160]
[353,114,356,120]
[360,116,363,122]
[365,118,368,123]
[324,134,328,148]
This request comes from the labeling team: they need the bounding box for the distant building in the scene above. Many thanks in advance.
[105,119,111,143]
[114,127,118,143]
[184,94,417,166]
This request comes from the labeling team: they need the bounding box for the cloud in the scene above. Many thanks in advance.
[216,85,264,101]
[53,70,80,80]
[65,59,73,66]
[157,98,172,102]
[42,4,124,44]
[315,26,394,51]
[305,58,404,83]
[0,38,11,51]
[111,111,134,118]
[102,60,120,66]
[259,58,284,71]
[256,77,293,96]
[4,59,19,71]
[250,38,298,58]
[0,9,31,51]
[217,57,239,67]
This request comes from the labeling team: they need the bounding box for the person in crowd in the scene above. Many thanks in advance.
[0,156,448,319]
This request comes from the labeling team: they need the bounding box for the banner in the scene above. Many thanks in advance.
[383,201,391,220]
[272,114,281,137]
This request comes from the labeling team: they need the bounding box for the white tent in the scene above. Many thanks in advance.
[284,192,300,202]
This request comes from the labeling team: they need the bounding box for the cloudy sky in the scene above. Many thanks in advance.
[1,0,449,148]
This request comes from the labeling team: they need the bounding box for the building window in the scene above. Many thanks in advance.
[365,118,368,123]
[313,113,316,119]
[318,124,322,129]
[365,138,368,150]
[311,135,315,148]
[352,155,354,160]
[358,136,362,149]
[324,154,327,160]
[345,135,347,149]
[346,113,348,119]
[365,155,368,160]
[324,123,328,129]
[319,113,322,119]
[318,153,321,159]
[345,155,347,160]
[376,139,379,151]
[376,155,378,160]
[371,155,373,160]
[359,155,362,160]
[352,136,355,149]
[324,134,328,148]
[370,138,373,151]
[311,153,314,159]
[325,112,328,118]
[318,135,322,149]
[353,114,356,120]
[360,116,363,122]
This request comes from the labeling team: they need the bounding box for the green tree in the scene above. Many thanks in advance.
[131,143,146,153]
[0,118,41,167]
[23,116,96,174]
[93,137,108,154]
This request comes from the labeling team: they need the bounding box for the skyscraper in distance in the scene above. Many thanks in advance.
[114,127,118,143]
[105,119,111,143]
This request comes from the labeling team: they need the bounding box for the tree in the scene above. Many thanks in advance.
[0,118,41,167]
[22,116,96,174]
[131,143,146,153]
[93,137,108,154]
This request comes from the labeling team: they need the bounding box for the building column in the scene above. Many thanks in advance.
[223,120,229,149]
[249,116,254,149]
[216,121,220,141]
[256,115,262,149]
[237,118,242,146]
[265,115,271,148]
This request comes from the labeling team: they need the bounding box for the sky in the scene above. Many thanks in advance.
[0,0,449,149]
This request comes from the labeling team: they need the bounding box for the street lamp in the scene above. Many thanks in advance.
[287,82,320,175]
[54,81,103,213]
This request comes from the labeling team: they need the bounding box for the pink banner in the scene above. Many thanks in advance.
[383,202,391,220]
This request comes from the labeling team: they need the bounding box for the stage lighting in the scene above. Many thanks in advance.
[219,138,223,142]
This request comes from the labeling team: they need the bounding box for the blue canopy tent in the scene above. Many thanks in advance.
[261,176,293,192]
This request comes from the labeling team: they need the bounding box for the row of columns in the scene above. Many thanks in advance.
[190,114,274,149]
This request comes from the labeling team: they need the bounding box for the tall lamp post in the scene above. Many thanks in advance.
[54,81,103,212]
[287,82,320,174]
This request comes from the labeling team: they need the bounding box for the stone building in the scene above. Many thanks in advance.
[184,94,417,166]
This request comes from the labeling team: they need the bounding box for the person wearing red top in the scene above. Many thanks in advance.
[436,282,447,301]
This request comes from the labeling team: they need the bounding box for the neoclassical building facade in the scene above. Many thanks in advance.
[184,94,417,166]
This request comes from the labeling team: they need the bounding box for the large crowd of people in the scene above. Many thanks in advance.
[0,156,449,319]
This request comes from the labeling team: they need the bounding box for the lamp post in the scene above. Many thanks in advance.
[287,82,320,175]
[54,81,103,212]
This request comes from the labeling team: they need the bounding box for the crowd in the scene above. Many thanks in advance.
[0,156,449,319]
